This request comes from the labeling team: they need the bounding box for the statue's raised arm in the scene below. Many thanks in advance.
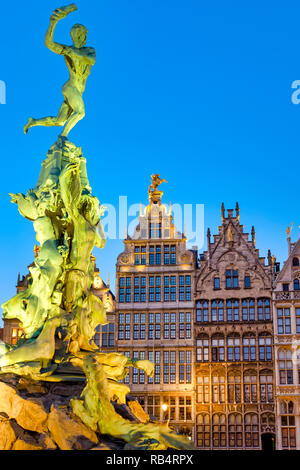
[45,4,77,55]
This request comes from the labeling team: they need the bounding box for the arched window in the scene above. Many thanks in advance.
[294,279,300,291]
[243,372,257,403]
[227,334,241,361]
[212,414,226,448]
[292,257,299,267]
[261,412,275,433]
[278,349,293,384]
[228,414,243,447]
[259,371,273,403]
[226,299,240,321]
[211,334,225,361]
[196,334,209,362]
[245,414,259,447]
[196,300,209,322]
[196,414,210,448]
[280,401,296,448]
[258,333,272,361]
[243,334,256,361]
[211,300,224,321]
[228,374,241,403]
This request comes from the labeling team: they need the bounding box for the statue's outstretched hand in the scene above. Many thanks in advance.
[51,4,77,22]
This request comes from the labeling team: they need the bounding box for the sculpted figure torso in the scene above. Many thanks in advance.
[24,4,96,137]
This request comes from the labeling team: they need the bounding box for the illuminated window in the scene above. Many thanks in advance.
[279,349,293,384]
[197,414,210,448]
[244,374,257,403]
[245,414,259,447]
[197,376,210,403]
[228,414,243,448]
[212,414,226,448]
[281,401,296,448]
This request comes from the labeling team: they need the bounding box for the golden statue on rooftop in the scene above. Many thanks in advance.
[148,174,167,204]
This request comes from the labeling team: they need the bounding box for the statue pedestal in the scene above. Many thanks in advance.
[35,137,91,194]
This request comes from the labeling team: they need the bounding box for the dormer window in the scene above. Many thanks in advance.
[226,269,239,288]
[292,257,299,267]
[149,222,161,238]
[283,283,289,292]
[244,275,251,289]
[214,277,220,289]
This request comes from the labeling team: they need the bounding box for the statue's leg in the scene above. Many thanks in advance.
[59,88,85,137]
[23,102,71,134]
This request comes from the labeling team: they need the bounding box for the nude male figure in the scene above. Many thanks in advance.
[24,4,96,137]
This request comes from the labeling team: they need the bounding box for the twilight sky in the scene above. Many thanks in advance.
[0,0,299,325]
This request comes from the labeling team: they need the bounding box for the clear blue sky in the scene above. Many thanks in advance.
[0,0,299,325]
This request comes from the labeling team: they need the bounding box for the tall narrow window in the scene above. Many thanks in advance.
[296,308,300,334]
[196,300,209,322]
[227,336,241,362]
[196,334,209,362]
[294,279,300,291]
[212,414,226,448]
[243,336,256,361]
[258,298,271,320]
[212,300,224,321]
[228,414,243,448]
[258,335,272,361]
[277,308,291,334]
[197,377,210,403]
[214,277,220,289]
[228,375,241,403]
[164,276,170,301]
[170,276,176,301]
[212,376,225,403]
[226,299,239,321]
[244,374,257,403]
[170,245,176,265]
[259,373,273,403]
[279,349,293,384]
[244,275,251,289]
[211,335,225,362]
[197,414,210,448]
[242,299,255,321]
[281,401,296,448]
[245,414,259,448]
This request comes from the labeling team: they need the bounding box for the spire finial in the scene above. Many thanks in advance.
[221,202,225,223]
[251,225,256,248]
[235,202,240,222]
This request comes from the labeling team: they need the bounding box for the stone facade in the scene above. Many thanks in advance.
[114,188,197,441]
[272,232,300,449]
[194,203,276,450]
[5,183,300,451]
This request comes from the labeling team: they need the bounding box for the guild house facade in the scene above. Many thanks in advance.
[3,175,300,450]
[114,175,197,440]
[194,203,276,450]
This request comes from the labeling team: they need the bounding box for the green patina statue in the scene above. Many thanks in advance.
[0,3,193,450]
[24,3,95,137]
